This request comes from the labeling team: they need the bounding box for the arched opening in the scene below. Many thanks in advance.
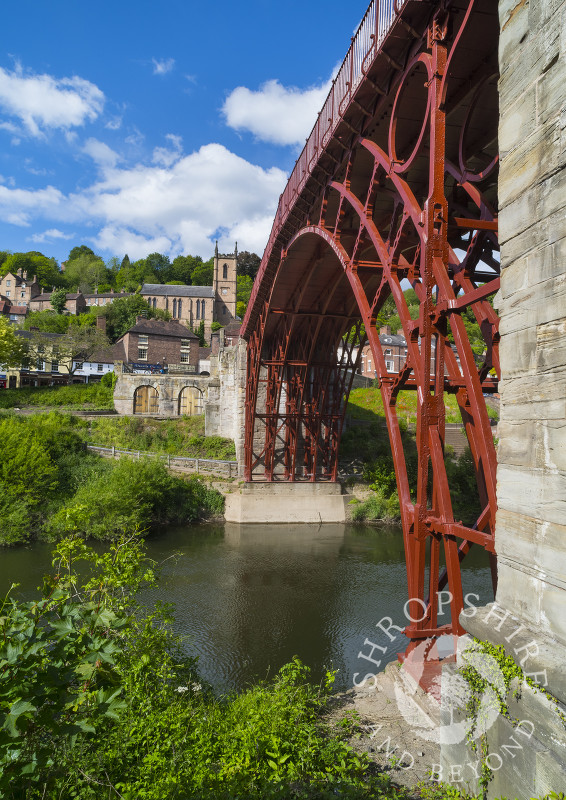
[133,385,159,414]
[223,263,228,279]
[178,386,202,416]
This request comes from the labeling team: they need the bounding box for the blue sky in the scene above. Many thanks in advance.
[0,0,366,264]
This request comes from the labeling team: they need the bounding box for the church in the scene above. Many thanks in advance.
[140,244,238,338]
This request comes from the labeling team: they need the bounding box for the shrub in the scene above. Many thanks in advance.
[0,534,402,799]
[45,458,224,541]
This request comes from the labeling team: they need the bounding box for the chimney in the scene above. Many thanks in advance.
[96,316,107,332]
[17,269,22,277]
[110,288,114,294]
[33,275,37,283]
[136,314,148,323]
[210,331,220,356]
[379,325,392,335]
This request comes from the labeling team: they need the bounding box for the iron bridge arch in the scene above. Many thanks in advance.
[242,0,500,642]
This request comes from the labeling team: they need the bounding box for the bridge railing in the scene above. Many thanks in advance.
[244,0,407,332]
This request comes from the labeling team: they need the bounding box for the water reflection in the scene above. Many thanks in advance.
[0,522,494,694]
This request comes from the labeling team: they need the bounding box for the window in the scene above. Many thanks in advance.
[37,359,44,372]
[138,334,148,345]
[52,361,59,373]
[367,360,372,372]
[384,348,391,355]
[5,291,9,297]
[97,363,104,372]
[178,299,182,317]
[223,305,227,314]
[173,298,177,318]
[180,338,191,363]
[76,362,83,371]
[196,299,200,319]
[152,297,156,309]
[6,280,11,286]
[223,263,228,279]
[138,348,148,361]
[201,301,205,317]
[385,360,394,372]
[21,292,25,298]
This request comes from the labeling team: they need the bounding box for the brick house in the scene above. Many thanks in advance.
[29,291,87,315]
[0,270,41,307]
[113,317,200,374]
[359,326,409,377]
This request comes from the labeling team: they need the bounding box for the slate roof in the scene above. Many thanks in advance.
[126,318,199,339]
[32,292,83,301]
[141,283,214,298]
[8,306,28,315]
[198,346,212,359]
[379,332,407,346]
[84,292,132,299]
[16,329,62,341]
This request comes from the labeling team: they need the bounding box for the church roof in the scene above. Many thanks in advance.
[141,284,214,298]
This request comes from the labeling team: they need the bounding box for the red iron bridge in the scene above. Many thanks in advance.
[240,0,500,646]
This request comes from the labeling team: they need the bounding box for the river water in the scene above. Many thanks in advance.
[1,522,494,693]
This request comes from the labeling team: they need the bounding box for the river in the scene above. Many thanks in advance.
[1,522,494,693]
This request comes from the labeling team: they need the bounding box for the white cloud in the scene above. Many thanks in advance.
[222,77,332,146]
[83,138,120,168]
[0,64,104,137]
[0,143,286,259]
[30,228,73,243]
[152,134,183,167]
[152,58,175,76]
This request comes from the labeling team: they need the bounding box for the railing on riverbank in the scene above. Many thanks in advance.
[86,444,238,478]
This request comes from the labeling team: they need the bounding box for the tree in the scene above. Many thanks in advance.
[2,252,63,290]
[50,287,68,314]
[24,325,112,375]
[191,258,214,286]
[193,319,206,347]
[63,253,108,292]
[0,317,26,367]
[23,311,71,334]
[237,250,261,280]
[236,275,254,318]
[101,294,170,342]
[67,245,95,262]
[121,254,131,269]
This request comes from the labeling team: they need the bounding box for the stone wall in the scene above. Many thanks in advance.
[204,339,247,471]
[441,2,566,796]
[493,0,566,649]
[113,367,211,416]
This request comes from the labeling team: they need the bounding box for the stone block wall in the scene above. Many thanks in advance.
[440,2,566,797]
[495,0,566,653]
[204,340,247,470]
[113,368,211,416]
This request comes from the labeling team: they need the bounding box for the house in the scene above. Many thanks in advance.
[6,306,28,325]
[0,270,41,307]
[359,326,409,377]
[6,330,71,388]
[29,291,87,315]
[113,317,200,374]
[140,244,238,338]
[83,289,132,307]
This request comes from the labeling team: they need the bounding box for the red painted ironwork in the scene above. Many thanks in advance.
[241,0,499,642]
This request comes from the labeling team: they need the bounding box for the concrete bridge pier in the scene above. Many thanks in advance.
[224,482,348,524]
[440,1,566,796]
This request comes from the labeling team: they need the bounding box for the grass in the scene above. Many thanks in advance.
[0,383,114,410]
[86,415,237,459]
[347,387,498,425]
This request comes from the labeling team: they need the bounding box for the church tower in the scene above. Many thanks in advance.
[213,241,238,325]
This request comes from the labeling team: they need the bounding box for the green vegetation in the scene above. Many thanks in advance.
[0,534,399,798]
[87,415,236,459]
[343,388,487,525]
[0,412,223,546]
[0,383,114,410]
